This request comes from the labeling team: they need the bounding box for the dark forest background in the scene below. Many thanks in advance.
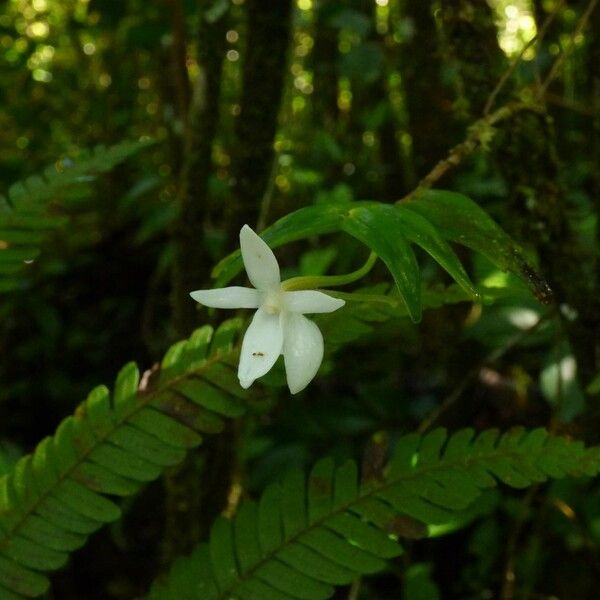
[1,0,599,598]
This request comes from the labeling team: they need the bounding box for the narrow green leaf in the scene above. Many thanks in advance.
[237,577,291,600]
[1,534,67,571]
[258,483,283,556]
[308,458,334,524]
[0,582,24,600]
[417,428,447,466]
[277,543,355,585]
[326,512,402,559]
[0,554,49,597]
[113,362,140,415]
[174,378,245,418]
[53,480,120,523]
[282,469,306,538]
[209,517,238,591]
[342,204,422,321]
[234,502,261,573]
[153,392,225,435]
[333,460,358,507]
[443,429,475,460]
[404,190,552,302]
[397,205,478,297]
[377,489,454,524]
[129,408,203,449]
[36,496,101,535]
[88,443,161,482]
[388,433,420,475]
[255,559,332,600]
[108,425,185,467]
[83,385,114,438]
[210,318,244,354]
[0,230,45,244]
[19,515,86,552]
[211,203,348,286]
[72,462,139,496]
[300,527,386,573]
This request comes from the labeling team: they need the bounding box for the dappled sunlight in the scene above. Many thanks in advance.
[488,0,538,57]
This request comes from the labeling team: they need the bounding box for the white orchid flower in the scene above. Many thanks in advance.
[190,225,345,394]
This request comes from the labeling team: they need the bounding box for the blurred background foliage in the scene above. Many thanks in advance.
[0,0,599,597]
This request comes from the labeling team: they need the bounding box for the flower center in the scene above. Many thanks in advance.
[262,288,284,315]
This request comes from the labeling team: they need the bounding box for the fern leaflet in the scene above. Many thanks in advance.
[0,140,153,292]
[0,318,246,598]
[149,428,599,600]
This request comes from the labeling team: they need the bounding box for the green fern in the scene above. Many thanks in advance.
[149,428,598,600]
[0,317,247,598]
[0,281,554,598]
[0,139,153,292]
[0,280,471,598]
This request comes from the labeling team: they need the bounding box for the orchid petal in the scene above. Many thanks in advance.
[240,224,280,291]
[190,287,260,309]
[285,290,345,314]
[238,307,284,388]
[283,313,324,394]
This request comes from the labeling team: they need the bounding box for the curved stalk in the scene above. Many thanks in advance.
[281,252,378,292]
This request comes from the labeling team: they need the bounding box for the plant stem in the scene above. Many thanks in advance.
[281,252,378,291]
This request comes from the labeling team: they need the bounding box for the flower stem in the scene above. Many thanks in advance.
[280,252,378,292]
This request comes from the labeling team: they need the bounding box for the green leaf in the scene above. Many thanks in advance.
[403,190,552,303]
[212,192,537,324]
[0,140,153,293]
[403,563,440,600]
[150,429,594,600]
[342,204,422,321]
[396,205,478,298]
[0,322,246,597]
[211,202,350,286]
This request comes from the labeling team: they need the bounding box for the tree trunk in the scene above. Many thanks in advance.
[171,2,229,338]
[438,0,507,117]
[227,0,294,240]
[400,0,453,178]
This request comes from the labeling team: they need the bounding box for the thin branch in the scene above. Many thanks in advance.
[417,311,553,434]
[500,486,539,600]
[347,578,362,600]
[537,0,600,98]
[400,102,535,201]
[398,0,596,201]
[544,92,598,115]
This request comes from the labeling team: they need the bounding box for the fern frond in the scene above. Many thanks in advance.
[0,279,469,597]
[0,140,152,292]
[149,428,596,600]
[0,318,246,598]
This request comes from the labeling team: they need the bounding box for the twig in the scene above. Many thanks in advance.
[500,486,539,600]
[484,0,565,115]
[400,102,533,201]
[544,92,598,116]
[347,578,362,600]
[417,311,552,434]
[399,0,596,201]
[537,0,600,98]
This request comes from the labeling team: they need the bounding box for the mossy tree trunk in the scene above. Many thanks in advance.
[164,1,230,565]
[438,0,507,117]
[227,0,294,240]
[171,2,229,338]
[400,0,452,178]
